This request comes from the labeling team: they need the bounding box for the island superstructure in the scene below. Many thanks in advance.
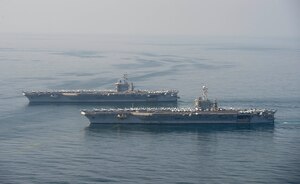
[81,86,276,124]
[23,74,179,103]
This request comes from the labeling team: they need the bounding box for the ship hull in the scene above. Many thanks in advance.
[23,92,178,103]
[82,111,275,124]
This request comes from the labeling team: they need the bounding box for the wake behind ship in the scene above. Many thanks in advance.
[81,86,276,124]
[23,75,179,103]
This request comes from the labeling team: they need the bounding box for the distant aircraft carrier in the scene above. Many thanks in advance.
[81,86,276,124]
[23,74,179,103]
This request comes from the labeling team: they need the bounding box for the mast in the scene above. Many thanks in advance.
[202,86,208,100]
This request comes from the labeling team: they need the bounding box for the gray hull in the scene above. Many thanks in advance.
[23,91,178,103]
[82,110,275,124]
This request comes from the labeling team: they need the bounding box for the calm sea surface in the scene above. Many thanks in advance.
[0,34,299,183]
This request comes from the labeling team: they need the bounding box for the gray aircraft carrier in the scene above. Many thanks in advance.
[81,86,276,124]
[23,75,179,103]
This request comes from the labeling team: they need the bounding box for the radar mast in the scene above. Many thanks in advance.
[202,86,208,100]
[123,73,128,82]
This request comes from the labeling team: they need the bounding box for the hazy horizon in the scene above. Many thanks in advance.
[0,0,299,38]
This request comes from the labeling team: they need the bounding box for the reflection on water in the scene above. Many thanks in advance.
[85,123,275,134]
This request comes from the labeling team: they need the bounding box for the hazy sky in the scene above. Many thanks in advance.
[0,0,299,37]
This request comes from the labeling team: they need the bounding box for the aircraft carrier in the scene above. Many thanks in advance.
[81,86,276,124]
[23,75,179,103]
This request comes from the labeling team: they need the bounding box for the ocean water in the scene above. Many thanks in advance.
[0,34,299,183]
